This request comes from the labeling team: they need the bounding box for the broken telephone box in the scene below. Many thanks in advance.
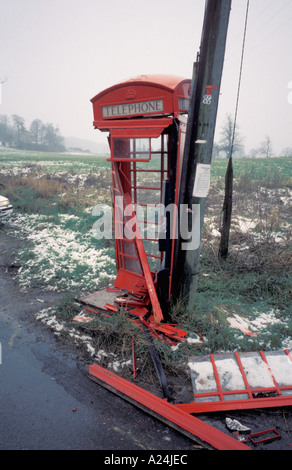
[77,74,194,345]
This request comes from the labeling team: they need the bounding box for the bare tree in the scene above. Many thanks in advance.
[219,113,244,158]
[281,147,292,157]
[259,135,273,158]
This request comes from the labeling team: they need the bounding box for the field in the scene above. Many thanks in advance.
[0,146,291,389]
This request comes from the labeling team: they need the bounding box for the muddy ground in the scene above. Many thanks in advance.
[1,221,291,451]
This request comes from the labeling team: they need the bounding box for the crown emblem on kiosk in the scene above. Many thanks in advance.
[124,88,136,100]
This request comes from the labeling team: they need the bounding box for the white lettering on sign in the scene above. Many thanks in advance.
[102,100,163,118]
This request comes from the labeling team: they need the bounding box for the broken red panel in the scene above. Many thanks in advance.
[178,349,292,413]
[123,191,164,324]
[146,320,189,341]
[88,363,251,450]
[76,289,191,347]
[113,270,149,297]
[104,303,119,313]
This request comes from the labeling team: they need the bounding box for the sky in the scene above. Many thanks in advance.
[1,0,292,155]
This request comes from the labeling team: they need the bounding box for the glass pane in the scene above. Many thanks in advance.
[264,350,292,387]
[239,352,275,389]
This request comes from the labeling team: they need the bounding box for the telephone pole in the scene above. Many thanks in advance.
[173,0,232,306]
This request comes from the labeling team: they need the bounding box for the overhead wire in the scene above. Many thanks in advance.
[230,0,250,158]
[249,0,291,32]
[227,0,292,60]
[247,12,292,52]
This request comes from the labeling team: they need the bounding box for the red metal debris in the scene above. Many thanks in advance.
[248,429,281,445]
[88,363,251,451]
[76,288,192,347]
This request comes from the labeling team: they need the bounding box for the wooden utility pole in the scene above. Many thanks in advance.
[172,0,232,306]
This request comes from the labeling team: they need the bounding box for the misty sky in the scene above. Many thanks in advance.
[1,0,292,155]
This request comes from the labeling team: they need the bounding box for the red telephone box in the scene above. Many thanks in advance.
[79,75,191,339]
